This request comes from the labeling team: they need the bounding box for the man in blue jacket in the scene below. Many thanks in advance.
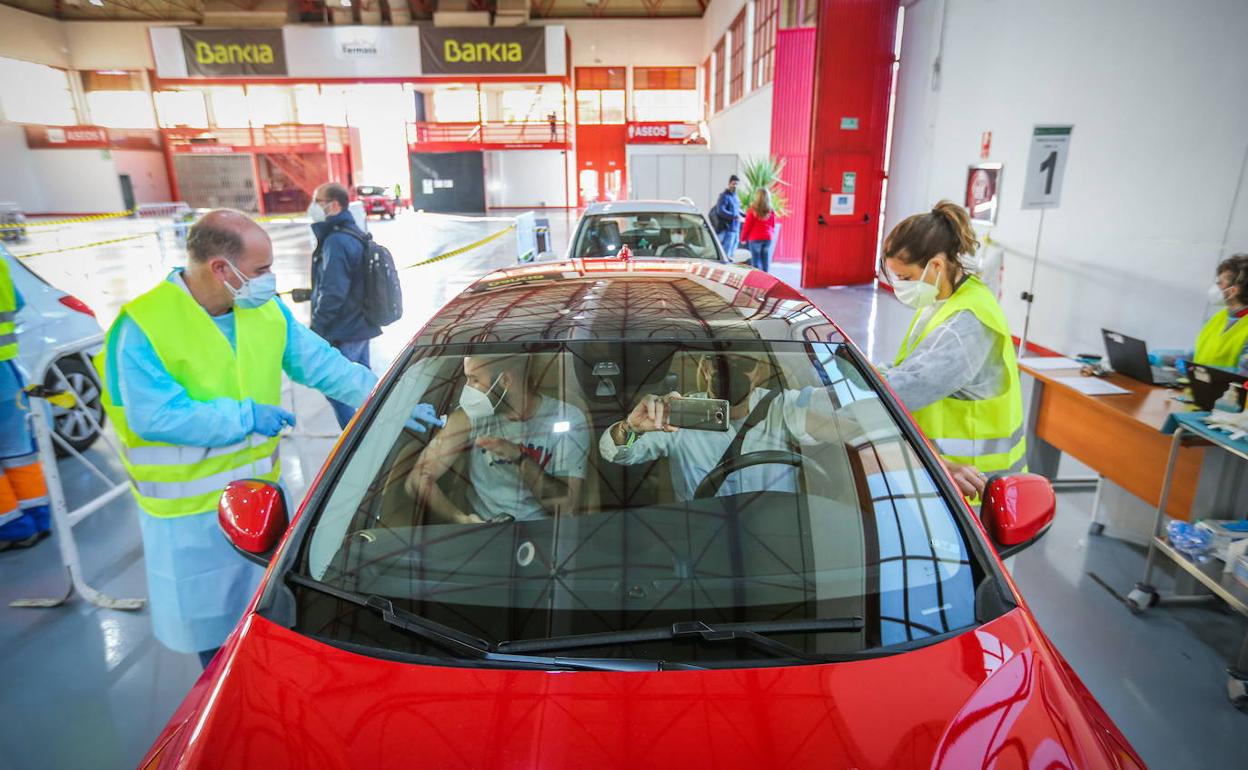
[308,182,382,427]
[713,174,743,258]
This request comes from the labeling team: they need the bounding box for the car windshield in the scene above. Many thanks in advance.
[296,339,991,666]
[357,186,387,196]
[573,213,720,260]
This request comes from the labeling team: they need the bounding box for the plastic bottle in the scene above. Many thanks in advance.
[1214,383,1244,414]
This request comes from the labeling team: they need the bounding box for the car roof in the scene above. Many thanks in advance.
[414,260,842,346]
[582,199,701,216]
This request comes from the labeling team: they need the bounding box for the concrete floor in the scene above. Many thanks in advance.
[0,221,1244,769]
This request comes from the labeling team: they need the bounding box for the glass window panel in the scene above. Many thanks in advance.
[154,90,208,128]
[0,57,76,125]
[206,87,248,128]
[86,91,156,129]
[431,89,482,122]
[600,90,625,124]
[246,86,293,127]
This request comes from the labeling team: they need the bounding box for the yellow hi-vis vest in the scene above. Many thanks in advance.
[1193,308,1248,370]
[0,256,17,362]
[893,275,1027,476]
[95,281,287,518]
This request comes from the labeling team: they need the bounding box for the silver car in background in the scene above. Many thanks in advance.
[565,199,749,263]
[3,245,106,455]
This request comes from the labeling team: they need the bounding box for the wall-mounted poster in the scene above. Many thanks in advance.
[965,163,1002,224]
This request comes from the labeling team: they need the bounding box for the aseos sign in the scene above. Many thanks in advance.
[626,123,704,144]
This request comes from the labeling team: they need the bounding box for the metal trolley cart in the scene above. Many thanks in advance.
[1125,412,1248,711]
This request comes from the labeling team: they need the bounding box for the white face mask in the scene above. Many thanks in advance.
[671,232,685,244]
[459,374,505,422]
[1208,283,1228,306]
[893,262,942,309]
[307,202,327,223]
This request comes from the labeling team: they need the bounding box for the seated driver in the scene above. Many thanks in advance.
[657,226,693,257]
[405,354,588,523]
[599,354,830,500]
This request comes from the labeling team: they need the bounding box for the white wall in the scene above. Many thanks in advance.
[555,19,704,68]
[887,0,1248,356]
[64,21,166,70]
[113,149,172,205]
[0,124,125,213]
[0,125,47,211]
[0,5,69,68]
[707,83,773,172]
[485,150,569,208]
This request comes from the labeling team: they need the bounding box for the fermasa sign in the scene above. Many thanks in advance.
[180,28,287,77]
[421,27,546,75]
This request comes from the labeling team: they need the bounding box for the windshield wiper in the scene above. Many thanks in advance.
[497,617,866,663]
[286,573,695,672]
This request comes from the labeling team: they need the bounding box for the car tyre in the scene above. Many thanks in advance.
[45,356,106,458]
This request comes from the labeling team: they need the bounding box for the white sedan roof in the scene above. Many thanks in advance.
[582,199,700,216]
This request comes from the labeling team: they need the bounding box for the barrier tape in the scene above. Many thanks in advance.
[403,224,516,269]
[0,209,137,231]
[11,233,154,260]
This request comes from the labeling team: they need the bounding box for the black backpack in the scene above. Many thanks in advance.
[331,227,403,327]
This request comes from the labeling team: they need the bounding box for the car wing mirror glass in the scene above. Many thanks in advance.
[980,473,1056,559]
[732,248,752,264]
[218,479,289,566]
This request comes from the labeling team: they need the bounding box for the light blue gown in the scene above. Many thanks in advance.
[102,270,377,654]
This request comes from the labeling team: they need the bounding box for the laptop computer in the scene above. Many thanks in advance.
[1101,329,1183,387]
[1188,363,1247,411]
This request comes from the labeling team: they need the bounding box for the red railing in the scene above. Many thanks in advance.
[163,124,350,152]
[407,121,569,148]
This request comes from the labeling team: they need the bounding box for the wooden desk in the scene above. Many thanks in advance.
[1019,364,1203,519]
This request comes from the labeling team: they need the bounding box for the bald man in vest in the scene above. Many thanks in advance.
[96,209,378,668]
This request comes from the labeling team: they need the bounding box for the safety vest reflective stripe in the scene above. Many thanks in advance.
[129,450,279,500]
[0,310,14,322]
[0,333,16,347]
[121,436,263,467]
[1,452,39,468]
[931,424,1027,458]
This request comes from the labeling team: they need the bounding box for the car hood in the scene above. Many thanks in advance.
[146,608,1142,770]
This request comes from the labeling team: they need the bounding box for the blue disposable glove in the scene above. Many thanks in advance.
[252,403,296,437]
[404,402,446,434]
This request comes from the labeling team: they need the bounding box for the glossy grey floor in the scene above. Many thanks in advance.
[0,242,1242,769]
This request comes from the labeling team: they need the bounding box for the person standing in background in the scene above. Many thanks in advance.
[741,188,777,272]
[307,182,382,428]
[712,175,743,257]
[0,257,51,551]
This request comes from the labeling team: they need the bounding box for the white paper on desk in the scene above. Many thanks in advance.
[1019,356,1083,370]
[1052,376,1131,396]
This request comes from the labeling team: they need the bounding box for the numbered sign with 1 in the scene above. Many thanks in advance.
[1021,125,1073,209]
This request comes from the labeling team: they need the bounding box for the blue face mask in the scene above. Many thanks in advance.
[224,261,277,309]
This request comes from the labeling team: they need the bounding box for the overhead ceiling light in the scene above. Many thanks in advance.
[88,0,104,5]
[339,0,351,5]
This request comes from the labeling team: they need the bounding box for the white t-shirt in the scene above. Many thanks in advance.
[598,388,819,501]
[467,396,589,521]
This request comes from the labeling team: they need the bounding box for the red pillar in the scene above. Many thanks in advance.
[801,0,900,287]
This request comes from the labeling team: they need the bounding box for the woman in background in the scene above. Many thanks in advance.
[741,188,777,272]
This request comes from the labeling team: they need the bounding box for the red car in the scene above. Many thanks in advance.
[141,260,1144,769]
[354,185,400,219]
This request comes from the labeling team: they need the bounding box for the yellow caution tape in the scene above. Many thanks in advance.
[0,209,137,230]
[402,225,516,269]
[11,233,154,260]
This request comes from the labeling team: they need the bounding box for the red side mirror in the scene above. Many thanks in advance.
[981,473,1056,556]
[218,480,289,562]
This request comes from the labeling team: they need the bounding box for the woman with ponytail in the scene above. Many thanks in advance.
[879,200,1026,499]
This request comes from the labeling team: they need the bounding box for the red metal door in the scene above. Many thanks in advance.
[576,125,627,206]
[802,0,900,286]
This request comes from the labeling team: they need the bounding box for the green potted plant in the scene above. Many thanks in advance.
[736,155,788,261]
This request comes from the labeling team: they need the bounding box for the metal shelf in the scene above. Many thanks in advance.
[1152,536,1248,617]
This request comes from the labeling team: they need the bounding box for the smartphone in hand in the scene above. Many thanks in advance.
[666,397,730,432]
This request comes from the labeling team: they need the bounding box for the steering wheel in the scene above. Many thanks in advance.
[662,244,696,260]
[693,450,832,500]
